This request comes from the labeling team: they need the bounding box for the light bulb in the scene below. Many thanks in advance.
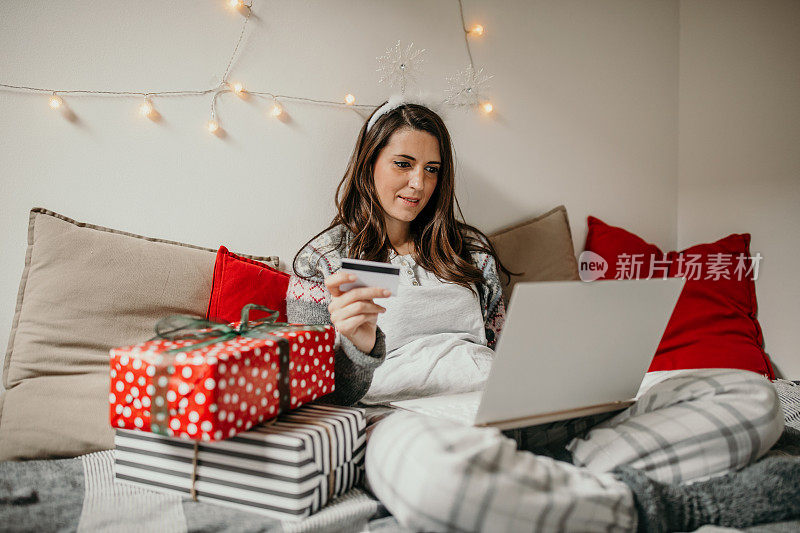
[207,119,220,133]
[139,99,154,117]
[344,93,356,106]
[232,82,244,95]
[481,101,494,114]
[49,94,63,109]
[229,0,243,8]
[270,102,283,117]
[469,24,485,36]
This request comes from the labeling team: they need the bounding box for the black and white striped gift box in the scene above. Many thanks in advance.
[114,404,366,520]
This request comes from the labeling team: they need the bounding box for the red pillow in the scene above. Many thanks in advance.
[584,216,774,379]
[206,246,290,324]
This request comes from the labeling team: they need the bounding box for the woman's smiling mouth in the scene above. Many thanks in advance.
[398,196,420,206]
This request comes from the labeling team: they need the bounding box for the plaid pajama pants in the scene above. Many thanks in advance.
[364,368,784,532]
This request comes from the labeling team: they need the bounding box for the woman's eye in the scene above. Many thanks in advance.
[393,161,438,174]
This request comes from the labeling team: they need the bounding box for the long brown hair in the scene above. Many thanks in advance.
[292,100,516,297]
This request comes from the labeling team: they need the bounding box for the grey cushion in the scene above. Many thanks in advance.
[489,205,580,306]
[0,207,278,461]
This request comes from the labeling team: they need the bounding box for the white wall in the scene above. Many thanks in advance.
[1,0,681,377]
[678,0,800,378]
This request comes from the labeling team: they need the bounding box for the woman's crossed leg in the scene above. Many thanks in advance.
[365,368,783,532]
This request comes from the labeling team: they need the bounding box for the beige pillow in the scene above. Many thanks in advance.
[489,205,580,306]
[1,208,278,461]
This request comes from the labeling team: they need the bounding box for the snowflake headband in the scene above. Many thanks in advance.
[366,92,444,133]
[371,40,494,129]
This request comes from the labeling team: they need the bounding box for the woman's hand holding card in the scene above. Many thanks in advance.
[326,271,391,354]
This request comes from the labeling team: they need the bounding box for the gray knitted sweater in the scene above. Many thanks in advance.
[286,223,506,406]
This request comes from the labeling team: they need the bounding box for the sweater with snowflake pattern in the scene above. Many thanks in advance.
[286,223,506,406]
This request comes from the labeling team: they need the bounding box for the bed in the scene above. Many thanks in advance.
[1,382,799,532]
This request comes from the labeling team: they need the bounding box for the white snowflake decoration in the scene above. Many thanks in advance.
[376,41,426,95]
[443,65,493,107]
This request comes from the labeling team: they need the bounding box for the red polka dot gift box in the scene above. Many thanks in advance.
[109,304,335,441]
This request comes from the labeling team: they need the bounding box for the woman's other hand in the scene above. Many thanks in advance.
[325,272,390,354]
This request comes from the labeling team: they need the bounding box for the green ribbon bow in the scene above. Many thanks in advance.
[152,303,327,352]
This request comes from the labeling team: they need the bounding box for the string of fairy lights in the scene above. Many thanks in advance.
[0,0,494,135]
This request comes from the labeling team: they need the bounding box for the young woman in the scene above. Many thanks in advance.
[286,97,795,532]
[288,95,513,406]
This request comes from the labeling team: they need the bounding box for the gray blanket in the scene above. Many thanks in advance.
[1,431,799,533]
[0,450,385,533]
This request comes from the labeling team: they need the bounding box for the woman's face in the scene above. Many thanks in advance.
[372,127,440,230]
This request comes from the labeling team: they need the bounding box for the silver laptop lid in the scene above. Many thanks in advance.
[474,278,684,426]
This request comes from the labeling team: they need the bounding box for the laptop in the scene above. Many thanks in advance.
[389,278,685,430]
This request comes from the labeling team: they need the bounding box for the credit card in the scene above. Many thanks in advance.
[339,258,400,296]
